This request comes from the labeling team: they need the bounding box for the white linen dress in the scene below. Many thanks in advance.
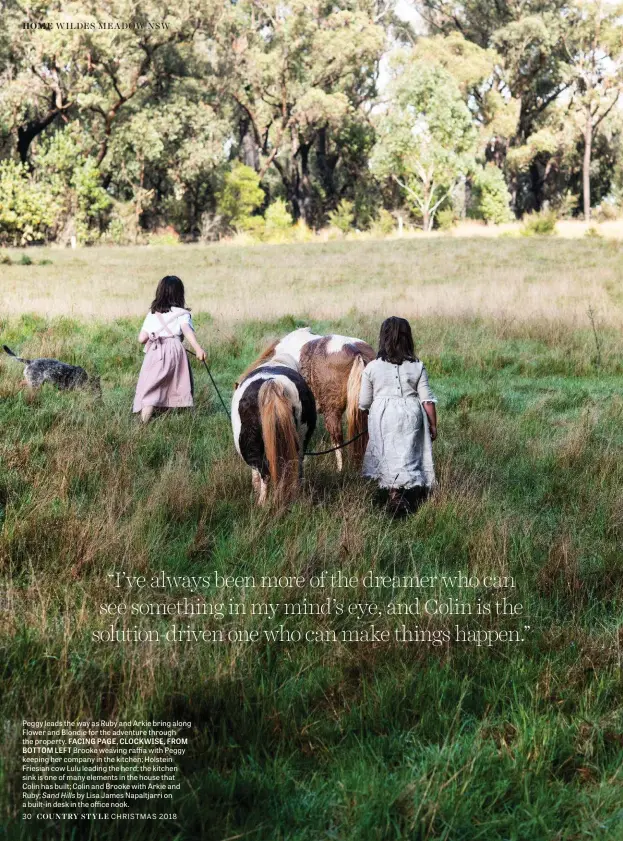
[359,358,437,490]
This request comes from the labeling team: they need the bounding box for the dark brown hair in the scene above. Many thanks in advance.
[377,316,416,365]
[150,275,188,314]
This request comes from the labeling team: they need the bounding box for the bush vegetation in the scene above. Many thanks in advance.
[4,1,623,245]
[521,210,558,237]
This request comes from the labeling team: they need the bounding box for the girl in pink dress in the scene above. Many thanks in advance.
[133,275,206,423]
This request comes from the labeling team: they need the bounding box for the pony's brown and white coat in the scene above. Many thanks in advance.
[231,353,316,504]
[274,328,375,470]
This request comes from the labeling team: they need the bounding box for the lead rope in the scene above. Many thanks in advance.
[304,431,365,456]
[185,349,365,456]
[185,348,231,416]
[202,359,231,416]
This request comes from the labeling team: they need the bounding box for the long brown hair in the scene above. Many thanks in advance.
[377,316,416,365]
[150,275,188,313]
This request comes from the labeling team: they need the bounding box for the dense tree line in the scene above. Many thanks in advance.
[1,0,623,245]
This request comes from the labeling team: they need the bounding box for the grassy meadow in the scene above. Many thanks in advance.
[1,237,623,840]
[2,235,623,326]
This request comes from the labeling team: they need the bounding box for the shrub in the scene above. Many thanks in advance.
[239,216,265,240]
[521,209,557,237]
[292,219,315,242]
[103,202,140,244]
[217,163,265,232]
[596,201,620,222]
[554,191,579,220]
[148,227,181,246]
[585,225,602,239]
[0,160,60,246]
[328,199,355,234]
[19,254,33,265]
[264,199,294,242]
[0,253,12,265]
[34,130,111,244]
[473,165,513,224]
[104,217,129,245]
[435,207,457,231]
[352,181,381,231]
[372,208,395,236]
[72,158,112,243]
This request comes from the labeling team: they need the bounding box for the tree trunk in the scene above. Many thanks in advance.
[284,143,313,225]
[272,158,298,219]
[299,143,314,226]
[239,118,260,171]
[289,168,302,222]
[316,128,337,203]
[529,160,544,212]
[583,107,592,223]
[17,111,62,164]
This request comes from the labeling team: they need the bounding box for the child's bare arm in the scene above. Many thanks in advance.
[358,367,373,411]
[181,323,207,362]
[423,402,437,441]
[139,329,149,345]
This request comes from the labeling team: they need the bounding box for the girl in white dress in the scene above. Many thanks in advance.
[133,276,206,423]
[359,317,437,514]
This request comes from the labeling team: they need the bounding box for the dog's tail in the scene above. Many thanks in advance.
[258,379,300,504]
[3,345,30,364]
[346,354,368,462]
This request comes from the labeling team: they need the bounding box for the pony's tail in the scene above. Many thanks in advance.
[3,345,30,364]
[258,379,300,503]
[346,355,368,462]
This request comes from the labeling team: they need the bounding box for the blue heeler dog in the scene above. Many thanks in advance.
[3,346,101,394]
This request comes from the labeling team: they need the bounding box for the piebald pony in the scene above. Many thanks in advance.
[231,352,316,504]
[274,328,375,470]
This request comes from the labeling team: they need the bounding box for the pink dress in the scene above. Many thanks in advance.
[133,308,194,412]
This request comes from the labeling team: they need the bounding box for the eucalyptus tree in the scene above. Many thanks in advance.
[1,0,81,162]
[208,0,388,224]
[371,55,477,230]
[0,0,228,235]
[562,0,623,220]
[416,0,574,212]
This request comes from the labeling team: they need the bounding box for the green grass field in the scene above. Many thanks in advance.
[1,239,623,840]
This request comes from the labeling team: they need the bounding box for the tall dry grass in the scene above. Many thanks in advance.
[1,237,623,327]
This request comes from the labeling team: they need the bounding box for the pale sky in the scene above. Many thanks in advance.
[395,0,424,29]
[378,0,426,92]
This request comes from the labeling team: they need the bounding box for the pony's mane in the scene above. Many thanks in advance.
[236,340,278,385]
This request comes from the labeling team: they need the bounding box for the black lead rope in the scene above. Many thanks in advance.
[187,348,365,456]
[202,359,231,416]
[186,348,231,415]
[304,431,366,456]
